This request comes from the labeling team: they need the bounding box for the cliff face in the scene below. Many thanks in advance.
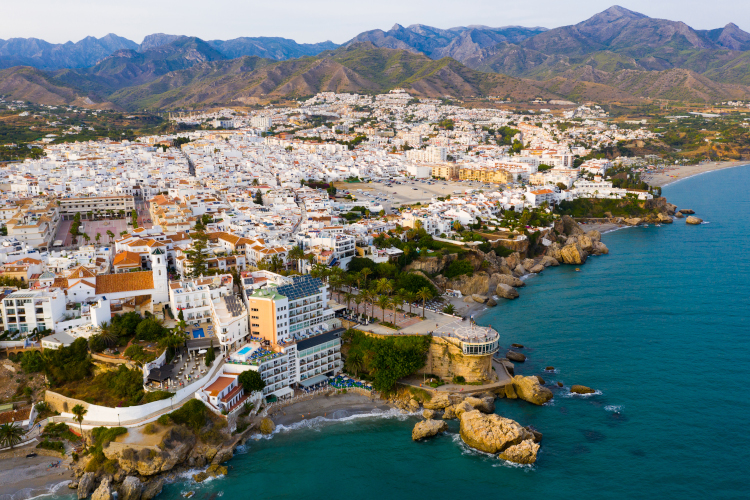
[403,253,456,274]
[417,336,494,383]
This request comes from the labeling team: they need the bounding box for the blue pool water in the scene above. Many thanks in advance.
[237,346,251,355]
[192,328,205,339]
[50,164,750,500]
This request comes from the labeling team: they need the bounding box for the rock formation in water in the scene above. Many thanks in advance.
[412,419,448,440]
[512,375,554,405]
[459,410,540,463]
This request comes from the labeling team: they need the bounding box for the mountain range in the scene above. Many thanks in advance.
[2,6,750,109]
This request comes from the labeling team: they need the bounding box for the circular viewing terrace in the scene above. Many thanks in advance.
[442,324,500,356]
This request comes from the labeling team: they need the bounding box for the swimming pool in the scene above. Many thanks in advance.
[192,328,205,338]
[237,346,251,355]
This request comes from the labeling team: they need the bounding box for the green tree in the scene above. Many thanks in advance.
[253,190,264,206]
[106,230,115,244]
[238,369,266,393]
[205,341,216,367]
[345,350,364,377]
[443,304,456,315]
[376,295,390,323]
[184,231,209,277]
[71,404,87,444]
[0,423,24,450]
[416,287,433,318]
[95,321,118,348]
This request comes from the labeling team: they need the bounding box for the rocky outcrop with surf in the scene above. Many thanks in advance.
[412,419,448,440]
[459,410,542,464]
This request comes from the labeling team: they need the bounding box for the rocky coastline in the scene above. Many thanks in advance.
[400,373,556,464]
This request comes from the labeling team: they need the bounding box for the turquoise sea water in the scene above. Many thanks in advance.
[57,165,750,500]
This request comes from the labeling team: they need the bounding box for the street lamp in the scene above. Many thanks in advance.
[117,413,120,426]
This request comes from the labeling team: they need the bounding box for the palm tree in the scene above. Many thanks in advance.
[95,232,101,246]
[71,404,87,443]
[361,290,374,319]
[351,271,362,291]
[376,295,390,323]
[416,287,433,318]
[95,321,118,348]
[392,292,404,325]
[376,278,393,298]
[344,292,354,311]
[401,289,416,316]
[120,230,128,237]
[354,296,363,316]
[0,422,24,450]
[360,268,372,288]
[329,275,342,301]
[106,230,115,244]
[82,233,90,245]
[345,351,364,377]
[443,304,456,315]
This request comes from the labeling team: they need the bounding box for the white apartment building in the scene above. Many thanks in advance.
[57,195,136,218]
[169,273,249,353]
[295,232,356,268]
[1,289,66,335]
[406,146,447,163]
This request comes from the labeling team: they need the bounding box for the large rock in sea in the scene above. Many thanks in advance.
[592,241,609,255]
[260,418,276,435]
[193,465,228,483]
[453,401,475,418]
[679,209,695,214]
[464,396,495,414]
[141,479,164,500]
[540,255,559,267]
[512,375,553,405]
[92,477,113,500]
[506,350,526,362]
[570,385,596,394]
[459,410,538,463]
[529,264,545,274]
[422,409,435,419]
[77,473,95,500]
[119,477,142,500]
[560,242,588,264]
[657,212,673,224]
[496,283,519,299]
[423,393,452,410]
[412,419,448,440]
[498,439,540,464]
[685,216,703,225]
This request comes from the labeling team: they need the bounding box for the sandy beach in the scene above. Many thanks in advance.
[269,392,391,427]
[0,454,73,497]
[643,160,749,187]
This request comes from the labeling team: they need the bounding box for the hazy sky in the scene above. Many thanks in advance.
[2,0,746,44]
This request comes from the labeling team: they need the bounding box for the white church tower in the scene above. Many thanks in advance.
[150,248,169,303]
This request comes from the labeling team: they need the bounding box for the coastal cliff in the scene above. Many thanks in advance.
[416,336,494,384]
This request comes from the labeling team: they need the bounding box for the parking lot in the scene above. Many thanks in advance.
[343,178,504,210]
